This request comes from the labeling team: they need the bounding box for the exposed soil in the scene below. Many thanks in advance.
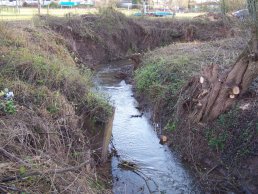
[133,29,258,193]
[168,95,258,193]
[47,11,256,193]
[0,21,112,193]
[42,12,257,193]
[0,10,248,193]
[44,9,234,67]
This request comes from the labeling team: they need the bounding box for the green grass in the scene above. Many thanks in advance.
[0,21,112,121]
[0,7,98,20]
[0,6,205,21]
[135,37,247,98]
[134,36,247,133]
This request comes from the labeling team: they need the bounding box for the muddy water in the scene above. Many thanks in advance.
[95,61,200,194]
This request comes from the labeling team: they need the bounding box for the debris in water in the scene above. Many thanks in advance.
[118,160,138,170]
[130,113,144,118]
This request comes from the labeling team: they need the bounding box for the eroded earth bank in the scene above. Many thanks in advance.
[0,9,257,194]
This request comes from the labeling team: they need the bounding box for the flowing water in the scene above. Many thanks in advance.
[94,60,200,194]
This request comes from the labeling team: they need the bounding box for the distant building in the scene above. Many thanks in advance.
[0,0,53,6]
[0,0,22,6]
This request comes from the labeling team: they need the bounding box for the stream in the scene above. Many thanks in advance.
[94,60,200,194]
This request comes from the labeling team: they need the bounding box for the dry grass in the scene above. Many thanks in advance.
[0,21,112,193]
[134,22,258,193]
[135,36,248,102]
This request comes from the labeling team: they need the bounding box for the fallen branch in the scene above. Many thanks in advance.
[132,170,153,194]
[118,161,160,193]
[1,160,90,183]
[190,164,221,193]
[0,184,25,192]
[205,164,220,176]
[0,147,31,168]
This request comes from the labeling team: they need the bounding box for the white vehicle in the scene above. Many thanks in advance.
[24,0,52,6]
[0,0,22,6]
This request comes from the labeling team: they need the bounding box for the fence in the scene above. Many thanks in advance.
[0,6,98,20]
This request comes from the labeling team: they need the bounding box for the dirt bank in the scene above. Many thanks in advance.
[41,11,246,192]
[44,8,233,67]
[134,32,258,193]
[0,22,112,193]
[0,10,241,193]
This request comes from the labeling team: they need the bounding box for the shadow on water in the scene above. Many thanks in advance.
[94,60,201,194]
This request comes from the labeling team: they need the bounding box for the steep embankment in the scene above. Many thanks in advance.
[134,33,258,192]
[0,10,240,193]
[0,22,112,193]
[44,8,232,67]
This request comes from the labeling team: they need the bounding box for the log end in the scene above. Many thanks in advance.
[229,94,235,99]
[232,86,240,95]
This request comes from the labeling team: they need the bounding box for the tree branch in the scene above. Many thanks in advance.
[1,160,90,183]
[0,184,25,192]
[0,147,31,168]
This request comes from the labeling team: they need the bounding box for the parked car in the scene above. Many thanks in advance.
[232,9,249,19]
[0,0,22,7]
[23,0,52,6]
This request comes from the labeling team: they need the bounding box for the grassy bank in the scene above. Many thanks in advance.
[135,37,247,120]
[0,7,98,21]
[134,35,258,193]
[0,21,112,193]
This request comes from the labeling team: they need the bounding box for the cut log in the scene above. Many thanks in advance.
[232,86,240,95]
[229,94,235,99]
[176,42,258,122]
[176,2,258,123]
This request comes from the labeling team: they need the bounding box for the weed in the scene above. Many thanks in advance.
[86,92,113,121]
[46,105,59,114]
[208,132,228,151]
[164,121,177,133]
[0,99,16,114]
[206,128,228,151]
[4,100,16,114]
[135,62,161,93]
[89,177,106,191]
[19,166,26,175]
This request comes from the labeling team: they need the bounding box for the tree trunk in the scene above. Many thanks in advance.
[188,0,191,10]
[220,0,226,15]
[177,42,258,123]
[176,0,258,123]
[37,0,41,15]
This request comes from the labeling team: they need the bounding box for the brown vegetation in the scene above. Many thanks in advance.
[0,9,251,193]
[43,8,233,67]
[135,23,258,192]
[0,22,112,193]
